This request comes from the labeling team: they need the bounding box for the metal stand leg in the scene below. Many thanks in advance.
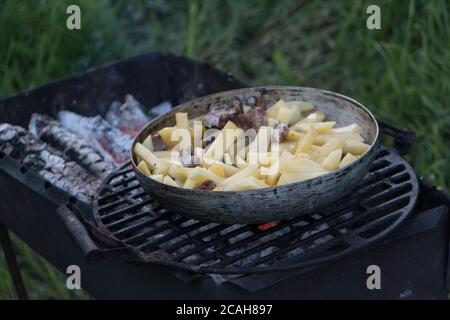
[0,223,28,300]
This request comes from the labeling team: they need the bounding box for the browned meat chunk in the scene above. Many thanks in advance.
[236,107,267,131]
[194,180,216,191]
[248,106,267,131]
[273,122,289,142]
[151,132,166,151]
[203,98,243,129]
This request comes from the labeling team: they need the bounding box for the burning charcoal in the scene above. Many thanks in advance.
[194,180,216,191]
[57,111,133,165]
[28,114,116,179]
[273,122,289,142]
[203,101,243,129]
[0,124,100,204]
[105,94,150,136]
[148,101,172,119]
[151,132,166,151]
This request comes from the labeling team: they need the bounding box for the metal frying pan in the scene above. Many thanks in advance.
[131,86,379,224]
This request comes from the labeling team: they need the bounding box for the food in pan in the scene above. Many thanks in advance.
[133,97,369,191]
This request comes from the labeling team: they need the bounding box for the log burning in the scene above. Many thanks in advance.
[29,113,116,179]
[0,123,101,204]
[105,94,150,137]
[0,94,169,205]
[57,111,133,165]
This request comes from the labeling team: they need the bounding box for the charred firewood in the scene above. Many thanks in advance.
[0,124,100,204]
[29,114,116,179]
[194,180,216,191]
[106,94,150,137]
[58,111,133,165]
[273,122,289,142]
[203,98,243,129]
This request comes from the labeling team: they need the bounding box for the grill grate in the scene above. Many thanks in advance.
[92,147,418,274]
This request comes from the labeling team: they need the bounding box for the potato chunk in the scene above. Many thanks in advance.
[223,176,269,191]
[321,149,343,171]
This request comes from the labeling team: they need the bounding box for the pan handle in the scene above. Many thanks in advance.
[57,204,129,263]
[377,119,415,155]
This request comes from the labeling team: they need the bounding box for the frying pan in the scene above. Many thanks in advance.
[131,86,379,224]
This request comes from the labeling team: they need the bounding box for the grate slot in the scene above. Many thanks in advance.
[139,220,206,252]
[114,214,187,239]
[97,183,141,203]
[363,183,412,208]
[191,206,358,266]
[351,196,411,229]
[100,198,153,222]
[359,164,406,188]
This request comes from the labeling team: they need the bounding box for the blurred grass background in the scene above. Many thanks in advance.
[0,0,449,299]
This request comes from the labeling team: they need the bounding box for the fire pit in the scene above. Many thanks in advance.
[0,52,449,299]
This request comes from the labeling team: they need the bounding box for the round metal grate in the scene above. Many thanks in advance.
[93,147,418,274]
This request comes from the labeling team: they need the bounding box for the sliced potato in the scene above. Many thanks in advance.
[247,126,272,164]
[294,152,312,160]
[134,143,168,174]
[279,159,328,174]
[175,112,189,129]
[150,174,164,183]
[296,127,317,154]
[187,167,224,185]
[260,159,280,176]
[299,111,326,123]
[220,164,259,188]
[168,164,190,183]
[138,160,151,176]
[265,172,281,186]
[267,117,279,127]
[163,175,179,187]
[285,101,302,124]
[142,135,154,151]
[208,164,226,177]
[340,153,358,168]
[315,132,364,145]
[342,140,370,155]
[277,171,326,186]
[183,179,197,189]
[276,105,294,125]
[158,126,179,148]
[205,121,241,161]
[224,176,269,191]
[311,139,342,159]
[321,149,343,171]
[266,99,289,119]
[331,123,362,134]
[285,130,302,142]
[292,121,336,134]
[153,150,175,158]
[280,150,294,160]
[288,101,315,113]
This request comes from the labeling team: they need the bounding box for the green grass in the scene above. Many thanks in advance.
[0,0,449,299]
